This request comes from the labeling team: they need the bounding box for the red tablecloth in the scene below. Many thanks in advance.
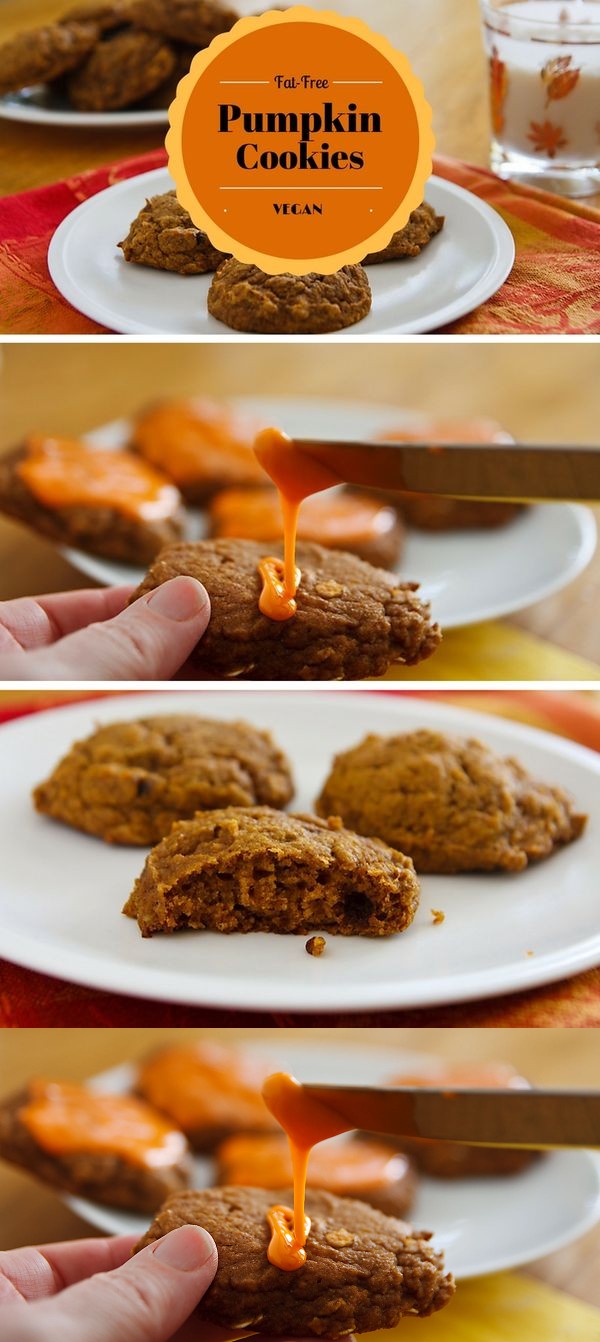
[2,149,600,333]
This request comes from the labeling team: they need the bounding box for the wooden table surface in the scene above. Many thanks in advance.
[0,1027,598,1308]
[0,341,599,664]
[1,0,599,207]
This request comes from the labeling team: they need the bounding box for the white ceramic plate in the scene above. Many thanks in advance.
[47,169,515,335]
[0,691,599,1012]
[0,87,168,128]
[58,397,596,633]
[62,1047,600,1281]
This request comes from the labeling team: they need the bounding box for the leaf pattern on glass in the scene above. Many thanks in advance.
[489,44,509,135]
[527,119,568,158]
[541,55,580,108]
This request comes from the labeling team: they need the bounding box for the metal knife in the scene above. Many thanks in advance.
[302,1084,600,1149]
[290,440,600,501]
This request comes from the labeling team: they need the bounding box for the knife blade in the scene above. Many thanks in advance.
[290,440,600,501]
[302,1084,600,1149]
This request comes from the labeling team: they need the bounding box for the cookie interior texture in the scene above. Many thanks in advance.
[123,806,420,937]
[129,538,441,680]
[33,714,294,845]
[316,728,587,873]
[134,1185,455,1336]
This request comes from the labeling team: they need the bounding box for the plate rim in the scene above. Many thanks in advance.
[52,395,597,633]
[47,169,516,336]
[0,690,598,1013]
[0,91,168,128]
[59,1054,600,1281]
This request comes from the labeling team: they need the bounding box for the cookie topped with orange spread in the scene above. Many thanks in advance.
[0,435,183,565]
[209,486,403,570]
[216,1131,418,1219]
[131,398,266,503]
[0,1078,191,1213]
[136,1041,278,1151]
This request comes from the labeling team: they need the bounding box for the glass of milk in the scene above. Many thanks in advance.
[480,0,600,195]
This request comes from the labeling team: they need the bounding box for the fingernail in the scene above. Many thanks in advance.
[152,1225,215,1271]
[145,577,209,622]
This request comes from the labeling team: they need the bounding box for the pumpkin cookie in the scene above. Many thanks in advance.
[208,486,404,569]
[119,191,230,274]
[130,538,441,680]
[128,0,238,47]
[0,437,183,565]
[136,1040,278,1150]
[386,1062,541,1179]
[316,729,587,874]
[67,27,175,110]
[362,204,445,264]
[123,806,420,937]
[131,398,264,503]
[33,713,294,845]
[208,262,372,334]
[0,1079,191,1214]
[61,3,132,33]
[134,1186,454,1336]
[0,21,97,96]
[216,1132,419,1219]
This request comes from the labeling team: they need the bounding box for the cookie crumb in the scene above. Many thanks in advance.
[306,935,326,957]
[431,909,445,925]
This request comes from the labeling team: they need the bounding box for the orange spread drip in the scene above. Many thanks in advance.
[138,1043,276,1134]
[19,1079,187,1168]
[18,436,180,521]
[262,1072,354,1272]
[133,400,265,487]
[267,1204,312,1271]
[253,428,342,622]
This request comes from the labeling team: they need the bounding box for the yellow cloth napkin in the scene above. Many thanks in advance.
[384,622,600,681]
[362,1273,600,1341]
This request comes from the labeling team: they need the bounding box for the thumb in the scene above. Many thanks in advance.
[37,1226,218,1342]
[28,577,211,680]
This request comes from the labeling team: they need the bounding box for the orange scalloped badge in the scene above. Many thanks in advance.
[167,6,434,275]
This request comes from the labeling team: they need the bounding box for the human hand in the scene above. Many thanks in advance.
[0,579,210,680]
[0,1227,219,1342]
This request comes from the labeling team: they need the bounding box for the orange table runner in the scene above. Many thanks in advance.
[0,689,598,1027]
[1,149,600,333]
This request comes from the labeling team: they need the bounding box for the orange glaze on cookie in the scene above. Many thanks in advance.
[253,428,341,621]
[211,487,397,547]
[262,1072,355,1271]
[218,1131,410,1193]
[133,400,265,489]
[18,436,180,521]
[20,1079,187,1168]
[138,1043,276,1134]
